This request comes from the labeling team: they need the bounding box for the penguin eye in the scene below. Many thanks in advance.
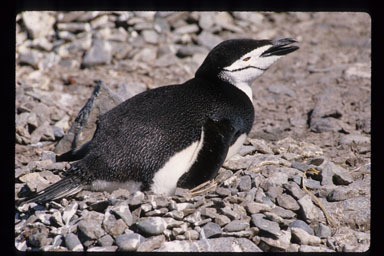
[243,57,251,62]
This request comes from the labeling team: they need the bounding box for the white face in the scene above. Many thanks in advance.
[218,45,283,85]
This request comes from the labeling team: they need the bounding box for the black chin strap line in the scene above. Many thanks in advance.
[223,65,268,72]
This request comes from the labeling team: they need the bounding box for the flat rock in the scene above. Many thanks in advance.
[297,195,325,223]
[291,227,321,245]
[276,193,300,211]
[251,213,281,237]
[136,217,167,236]
[82,38,112,67]
[223,220,250,232]
[115,233,145,251]
[65,233,84,251]
[202,222,222,238]
[155,237,262,252]
[289,220,314,235]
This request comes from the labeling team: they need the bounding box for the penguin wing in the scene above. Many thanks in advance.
[177,118,236,189]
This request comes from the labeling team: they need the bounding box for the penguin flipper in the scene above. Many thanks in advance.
[56,141,91,162]
[177,118,236,189]
[21,175,83,204]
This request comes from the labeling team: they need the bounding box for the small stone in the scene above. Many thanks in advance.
[238,175,252,191]
[299,245,335,252]
[270,206,297,219]
[184,210,202,224]
[62,201,78,226]
[141,30,159,44]
[289,220,314,235]
[28,225,51,247]
[297,195,325,223]
[137,235,165,252]
[267,84,296,97]
[82,38,112,67]
[251,213,281,237]
[276,193,300,211]
[283,182,306,200]
[87,246,118,252]
[291,227,321,246]
[136,217,167,236]
[327,188,348,202]
[201,222,222,238]
[220,206,240,220]
[248,138,274,154]
[111,201,133,226]
[258,229,291,252]
[245,202,272,214]
[98,234,114,247]
[65,233,84,251]
[314,223,332,238]
[196,31,222,49]
[115,233,145,251]
[184,230,199,240]
[214,214,231,227]
[216,187,231,197]
[174,24,199,34]
[201,207,217,219]
[128,191,145,206]
[223,220,250,232]
[77,211,105,240]
[332,165,354,185]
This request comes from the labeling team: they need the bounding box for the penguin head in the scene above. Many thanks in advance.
[195,38,299,85]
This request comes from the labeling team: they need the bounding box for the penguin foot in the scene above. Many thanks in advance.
[188,179,217,197]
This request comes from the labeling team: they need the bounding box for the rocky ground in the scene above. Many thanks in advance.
[15,11,371,252]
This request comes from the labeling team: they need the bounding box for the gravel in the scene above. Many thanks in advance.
[15,11,370,252]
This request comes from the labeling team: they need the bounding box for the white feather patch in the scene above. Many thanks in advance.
[151,129,205,196]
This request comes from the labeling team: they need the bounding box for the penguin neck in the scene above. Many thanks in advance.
[231,82,253,102]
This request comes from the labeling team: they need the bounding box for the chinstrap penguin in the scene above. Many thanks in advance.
[22,38,299,203]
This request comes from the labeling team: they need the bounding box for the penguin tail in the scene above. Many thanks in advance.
[21,175,83,204]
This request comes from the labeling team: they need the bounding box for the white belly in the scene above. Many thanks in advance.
[151,129,204,196]
[226,133,247,161]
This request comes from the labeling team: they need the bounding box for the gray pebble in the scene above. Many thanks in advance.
[267,84,296,97]
[214,214,231,227]
[62,201,78,226]
[251,213,281,237]
[283,182,307,200]
[28,225,51,247]
[98,234,114,247]
[216,187,231,197]
[184,229,199,240]
[297,195,325,223]
[115,233,145,251]
[141,30,159,44]
[291,227,321,246]
[289,220,314,235]
[128,191,145,206]
[87,246,118,252]
[223,220,250,232]
[202,222,222,238]
[136,217,167,236]
[277,193,300,211]
[238,175,252,191]
[314,223,332,238]
[137,235,165,252]
[77,211,105,240]
[82,38,112,67]
[327,188,348,202]
[65,233,84,251]
[111,201,133,226]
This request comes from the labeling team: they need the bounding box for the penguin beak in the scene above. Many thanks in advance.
[260,38,299,57]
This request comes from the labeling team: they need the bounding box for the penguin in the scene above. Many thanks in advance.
[22,38,299,203]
